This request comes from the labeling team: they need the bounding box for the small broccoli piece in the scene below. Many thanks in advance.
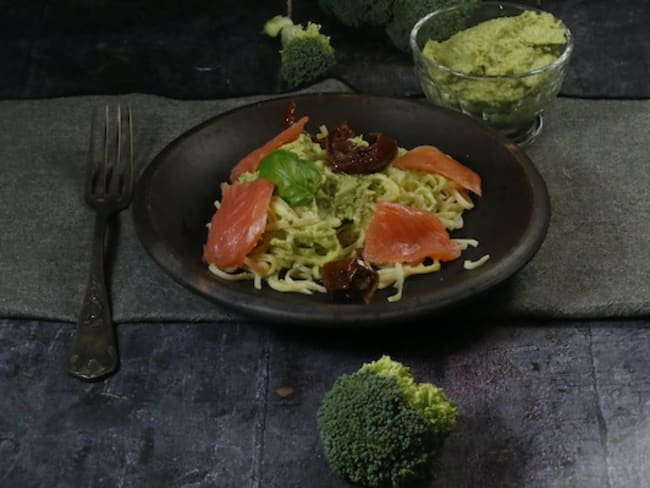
[263,16,336,88]
[264,15,294,37]
[317,355,457,487]
[386,0,481,51]
[318,0,395,27]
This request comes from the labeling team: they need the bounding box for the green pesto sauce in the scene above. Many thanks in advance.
[281,134,388,227]
[420,10,568,126]
[423,11,567,77]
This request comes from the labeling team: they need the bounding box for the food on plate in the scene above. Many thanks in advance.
[258,149,322,207]
[203,104,487,302]
[326,122,397,174]
[392,145,482,196]
[263,16,336,88]
[363,201,461,264]
[317,355,457,487]
[230,115,309,182]
[203,179,274,269]
[421,10,569,108]
[321,257,379,304]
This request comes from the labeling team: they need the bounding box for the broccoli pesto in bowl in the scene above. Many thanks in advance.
[423,10,567,100]
[424,10,568,75]
[411,3,573,144]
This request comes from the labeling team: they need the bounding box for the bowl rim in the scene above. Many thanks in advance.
[409,1,574,80]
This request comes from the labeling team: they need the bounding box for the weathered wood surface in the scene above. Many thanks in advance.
[1,320,648,487]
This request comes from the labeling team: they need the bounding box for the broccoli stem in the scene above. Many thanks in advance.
[264,15,294,38]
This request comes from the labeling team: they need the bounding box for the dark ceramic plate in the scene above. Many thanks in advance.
[132,93,550,326]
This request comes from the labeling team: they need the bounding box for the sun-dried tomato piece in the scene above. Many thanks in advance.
[284,100,297,128]
[321,257,379,304]
[325,123,398,174]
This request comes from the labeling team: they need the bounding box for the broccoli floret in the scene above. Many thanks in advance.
[317,0,480,52]
[263,16,336,88]
[317,355,457,487]
[318,0,395,27]
[386,0,481,51]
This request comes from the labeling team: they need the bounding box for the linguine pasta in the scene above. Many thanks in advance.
[208,132,485,301]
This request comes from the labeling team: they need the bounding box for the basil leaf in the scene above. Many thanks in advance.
[258,149,322,206]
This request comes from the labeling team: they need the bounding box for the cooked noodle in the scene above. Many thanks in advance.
[464,254,491,270]
[208,133,482,301]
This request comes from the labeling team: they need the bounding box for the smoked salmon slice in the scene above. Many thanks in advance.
[203,179,275,268]
[391,145,482,196]
[229,116,309,183]
[363,201,461,265]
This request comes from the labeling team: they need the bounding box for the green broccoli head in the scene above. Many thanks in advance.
[318,0,395,27]
[361,355,457,436]
[263,16,336,88]
[317,356,457,487]
[386,0,481,51]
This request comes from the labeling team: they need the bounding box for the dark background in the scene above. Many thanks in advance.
[2,0,649,100]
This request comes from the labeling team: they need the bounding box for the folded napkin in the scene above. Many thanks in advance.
[1,80,649,323]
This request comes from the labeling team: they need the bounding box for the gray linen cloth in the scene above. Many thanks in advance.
[1,80,649,323]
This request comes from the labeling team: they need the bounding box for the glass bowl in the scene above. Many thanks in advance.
[410,2,573,145]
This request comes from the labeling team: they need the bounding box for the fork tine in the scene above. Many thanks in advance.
[85,103,134,205]
[84,107,98,198]
[116,104,122,169]
[104,104,131,198]
[112,103,133,200]
[123,104,134,197]
[103,104,111,194]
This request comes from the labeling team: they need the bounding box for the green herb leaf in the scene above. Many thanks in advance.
[258,149,322,206]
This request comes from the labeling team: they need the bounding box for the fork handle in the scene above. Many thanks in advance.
[67,211,119,380]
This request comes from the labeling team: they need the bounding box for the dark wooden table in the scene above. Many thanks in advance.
[2,1,649,487]
[3,319,650,487]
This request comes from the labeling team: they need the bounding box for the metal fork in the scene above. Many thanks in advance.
[67,104,134,381]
